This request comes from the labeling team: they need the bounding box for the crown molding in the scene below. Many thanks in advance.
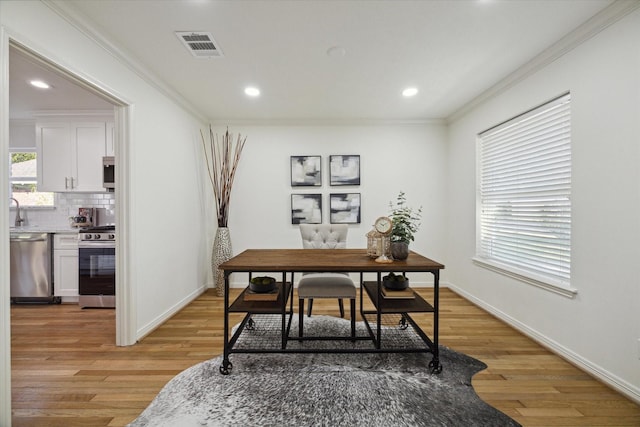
[447,0,640,124]
[43,0,207,124]
[32,109,114,118]
[210,118,446,127]
[9,118,36,125]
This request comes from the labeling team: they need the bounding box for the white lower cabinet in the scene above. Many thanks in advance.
[53,234,79,299]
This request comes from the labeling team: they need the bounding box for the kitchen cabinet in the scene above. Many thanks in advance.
[36,121,107,192]
[106,122,115,156]
[53,234,79,299]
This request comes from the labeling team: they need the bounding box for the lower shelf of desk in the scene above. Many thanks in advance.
[228,282,292,314]
[362,281,435,314]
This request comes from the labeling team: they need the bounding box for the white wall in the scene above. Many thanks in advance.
[208,123,447,287]
[1,4,208,421]
[9,119,35,148]
[446,9,640,400]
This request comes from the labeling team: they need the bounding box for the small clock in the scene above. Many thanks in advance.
[374,216,393,236]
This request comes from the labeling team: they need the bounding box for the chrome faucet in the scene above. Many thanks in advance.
[10,198,24,226]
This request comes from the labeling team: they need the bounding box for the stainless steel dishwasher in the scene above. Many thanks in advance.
[10,232,58,303]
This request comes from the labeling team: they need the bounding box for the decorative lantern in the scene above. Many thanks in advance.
[366,229,389,258]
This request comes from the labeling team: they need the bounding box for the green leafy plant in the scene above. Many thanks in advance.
[389,191,422,244]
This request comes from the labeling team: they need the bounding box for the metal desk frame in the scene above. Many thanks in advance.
[219,249,444,375]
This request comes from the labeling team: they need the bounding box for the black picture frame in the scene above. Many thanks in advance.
[330,155,360,186]
[291,193,322,224]
[291,155,322,187]
[330,193,361,224]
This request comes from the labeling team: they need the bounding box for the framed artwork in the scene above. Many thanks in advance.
[330,155,360,186]
[291,193,322,224]
[291,155,322,186]
[330,193,361,224]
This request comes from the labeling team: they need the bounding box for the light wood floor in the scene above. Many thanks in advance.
[10,288,640,426]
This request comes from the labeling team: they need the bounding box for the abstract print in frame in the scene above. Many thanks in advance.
[291,193,322,224]
[291,155,322,186]
[330,193,361,224]
[330,155,360,186]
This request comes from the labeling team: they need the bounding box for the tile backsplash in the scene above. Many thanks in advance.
[19,193,115,228]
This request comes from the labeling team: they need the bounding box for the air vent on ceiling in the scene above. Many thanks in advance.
[175,31,223,58]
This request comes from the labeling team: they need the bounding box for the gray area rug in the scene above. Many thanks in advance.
[129,315,520,427]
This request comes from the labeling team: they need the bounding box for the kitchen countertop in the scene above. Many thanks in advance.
[9,226,79,234]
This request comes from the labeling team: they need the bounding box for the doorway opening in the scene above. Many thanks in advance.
[7,39,133,346]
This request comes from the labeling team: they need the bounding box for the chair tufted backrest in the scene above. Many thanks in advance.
[300,224,348,249]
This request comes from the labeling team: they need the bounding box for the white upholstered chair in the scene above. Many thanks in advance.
[298,224,356,338]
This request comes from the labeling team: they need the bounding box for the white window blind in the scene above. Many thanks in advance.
[477,93,572,290]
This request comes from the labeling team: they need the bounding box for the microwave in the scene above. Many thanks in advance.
[103,156,115,191]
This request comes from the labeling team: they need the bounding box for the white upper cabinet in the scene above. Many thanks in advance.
[38,123,73,191]
[36,119,108,192]
[106,122,115,156]
[74,123,106,191]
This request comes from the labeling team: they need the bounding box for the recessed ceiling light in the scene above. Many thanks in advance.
[402,87,418,97]
[244,86,260,97]
[30,80,50,89]
[327,46,346,58]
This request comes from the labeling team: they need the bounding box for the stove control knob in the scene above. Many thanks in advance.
[94,234,101,239]
[108,234,115,240]
[85,234,92,240]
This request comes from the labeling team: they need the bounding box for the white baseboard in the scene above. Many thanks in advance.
[136,285,207,340]
[447,283,640,405]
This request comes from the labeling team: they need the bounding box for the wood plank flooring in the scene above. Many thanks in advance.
[10,288,640,426]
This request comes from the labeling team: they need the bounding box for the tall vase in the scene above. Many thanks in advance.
[212,227,232,297]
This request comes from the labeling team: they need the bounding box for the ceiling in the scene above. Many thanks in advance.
[10,0,616,122]
[9,48,113,120]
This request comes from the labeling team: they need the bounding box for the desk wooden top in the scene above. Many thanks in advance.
[220,249,444,273]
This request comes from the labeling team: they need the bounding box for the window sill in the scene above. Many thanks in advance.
[472,257,578,299]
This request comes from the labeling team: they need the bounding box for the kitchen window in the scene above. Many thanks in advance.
[9,150,54,208]
[474,93,575,297]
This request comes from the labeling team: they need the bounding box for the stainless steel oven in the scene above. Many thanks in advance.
[78,226,115,308]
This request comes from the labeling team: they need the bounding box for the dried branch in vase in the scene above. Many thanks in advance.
[201,126,246,227]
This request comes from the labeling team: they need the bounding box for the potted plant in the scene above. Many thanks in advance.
[389,191,422,260]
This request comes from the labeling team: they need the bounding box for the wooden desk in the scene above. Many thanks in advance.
[219,249,444,374]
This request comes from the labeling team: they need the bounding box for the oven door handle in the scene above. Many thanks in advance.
[79,242,116,249]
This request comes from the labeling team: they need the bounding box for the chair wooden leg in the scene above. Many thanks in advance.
[307,298,313,317]
[299,298,304,338]
[350,298,356,340]
[338,299,345,318]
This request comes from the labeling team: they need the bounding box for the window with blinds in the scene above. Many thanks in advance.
[476,93,572,293]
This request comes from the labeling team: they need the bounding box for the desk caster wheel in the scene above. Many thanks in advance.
[429,359,442,374]
[246,317,255,330]
[219,361,233,375]
[398,316,409,330]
